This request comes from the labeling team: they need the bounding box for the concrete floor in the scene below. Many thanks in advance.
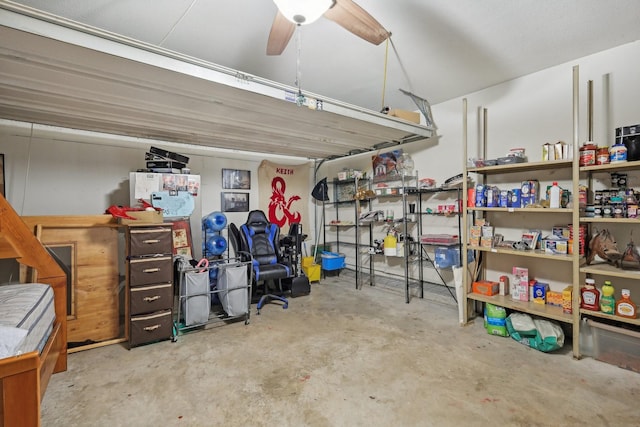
[42,273,640,426]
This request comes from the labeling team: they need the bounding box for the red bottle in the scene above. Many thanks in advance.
[580,278,600,311]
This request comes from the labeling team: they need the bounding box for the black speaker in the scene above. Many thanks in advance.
[616,124,640,161]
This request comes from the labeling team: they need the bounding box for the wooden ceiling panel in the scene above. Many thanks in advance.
[0,22,431,159]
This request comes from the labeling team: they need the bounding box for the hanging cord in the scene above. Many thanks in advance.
[160,0,197,46]
[389,36,415,94]
[20,123,34,215]
[380,38,389,112]
[295,25,305,106]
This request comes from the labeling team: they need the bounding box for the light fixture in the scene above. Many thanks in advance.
[273,0,334,25]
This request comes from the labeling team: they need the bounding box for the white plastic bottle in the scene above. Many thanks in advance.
[549,182,561,209]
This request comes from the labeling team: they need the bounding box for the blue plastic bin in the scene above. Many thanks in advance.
[321,251,346,271]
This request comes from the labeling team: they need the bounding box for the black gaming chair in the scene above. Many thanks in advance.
[239,210,291,313]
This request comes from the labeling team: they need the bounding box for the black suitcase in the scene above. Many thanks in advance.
[285,276,310,297]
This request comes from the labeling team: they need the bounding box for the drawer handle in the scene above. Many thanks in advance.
[143,295,161,302]
[143,239,161,244]
[142,268,160,273]
[143,324,161,332]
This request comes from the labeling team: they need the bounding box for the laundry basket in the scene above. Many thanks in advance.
[217,262,249,317]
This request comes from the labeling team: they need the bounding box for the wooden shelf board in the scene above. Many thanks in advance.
[468,245,575,262]
[580,263,640,280]
[467,293,573,324]
[468,207,571,213]
[580,309,640,327]
[580,217,640,224]
[579,160,640,173]
[467,159,572,175]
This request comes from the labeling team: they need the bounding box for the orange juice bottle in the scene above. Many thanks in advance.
[616,289,637,319]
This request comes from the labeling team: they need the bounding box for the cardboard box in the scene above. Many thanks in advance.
[511,267,529,302]
[118,210,164,225]
[562,286,573,313]
[480,236,493,248]
[472,280,500,296]
[388,109,421,124]
[532,282,549,304]
[547,291,563,307]
[544,239,568,254]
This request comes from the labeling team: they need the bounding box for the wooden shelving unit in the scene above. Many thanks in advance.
[461,66,640,360]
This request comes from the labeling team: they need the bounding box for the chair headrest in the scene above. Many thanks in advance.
[246,210,268,225]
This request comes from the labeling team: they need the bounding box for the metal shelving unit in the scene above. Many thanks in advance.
[407,186,463,304]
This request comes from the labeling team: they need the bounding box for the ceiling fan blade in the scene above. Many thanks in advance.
[323,0,390,45]
[266,11,296,55]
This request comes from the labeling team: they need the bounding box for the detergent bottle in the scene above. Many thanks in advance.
[549,182,561,209]
[600,280,615,315]
[383,232,397,256]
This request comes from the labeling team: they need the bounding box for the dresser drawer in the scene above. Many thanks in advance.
[130,283,173,315]
[129,226,173,256]
[130,309,173,347]
[129,256,173,286]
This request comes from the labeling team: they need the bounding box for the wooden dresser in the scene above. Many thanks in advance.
[126,224,174,347]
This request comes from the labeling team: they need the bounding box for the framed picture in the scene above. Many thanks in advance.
[222,169,251,190]
[0,154,4,197]
[171,219,193,258]
[371,149,402,178]
[221,192,249,212]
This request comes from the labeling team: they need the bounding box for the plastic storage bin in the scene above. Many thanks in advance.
[582,318,640,372]
[434,247,474,269]
[321,251,346,271]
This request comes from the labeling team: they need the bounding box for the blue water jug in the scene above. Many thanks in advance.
[203,211,227,232]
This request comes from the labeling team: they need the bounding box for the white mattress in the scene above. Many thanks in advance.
[0,283,56,359]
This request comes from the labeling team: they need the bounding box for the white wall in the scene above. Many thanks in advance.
[318,40,640,285]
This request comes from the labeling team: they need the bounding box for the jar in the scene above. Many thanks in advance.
[579,142,597,166]
[613,202,625,218]
[626,189,638,218]
[594,190,604,205]
[593,205,603,218]
[596,147,610,165]
[609,143,628,163]
[602,204,613,218]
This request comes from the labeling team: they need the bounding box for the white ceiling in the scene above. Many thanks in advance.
[7,0,640,112]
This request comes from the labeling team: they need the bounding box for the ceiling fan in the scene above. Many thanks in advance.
[267,0,390,55]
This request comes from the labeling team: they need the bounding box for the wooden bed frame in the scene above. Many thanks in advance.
[0,194,67,427]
